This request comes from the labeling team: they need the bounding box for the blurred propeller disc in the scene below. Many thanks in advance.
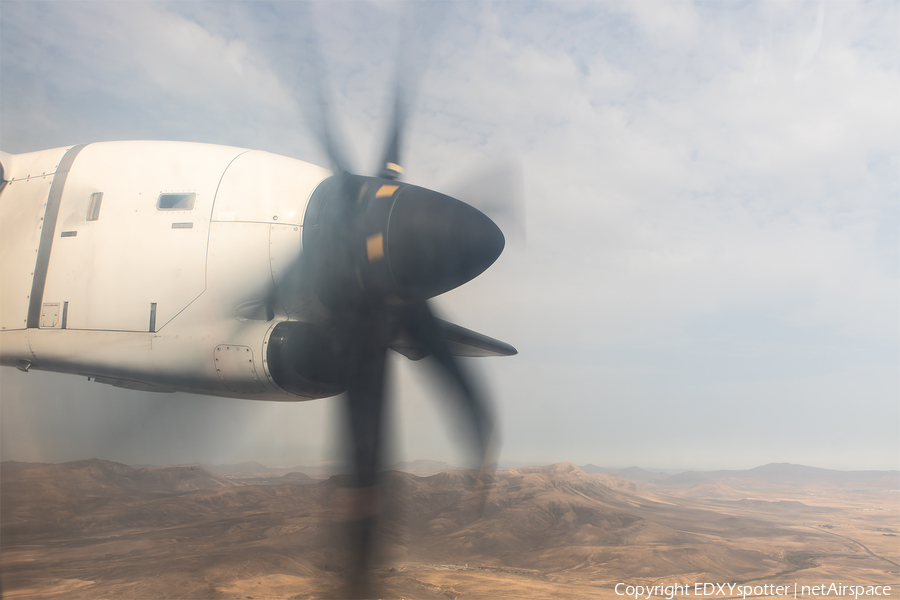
[288,7,507,596]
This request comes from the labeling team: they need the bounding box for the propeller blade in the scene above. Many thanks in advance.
[342,307,391,490]
[447,157,527,246]
[294,7,354,177]
[375,3,450,180]
[397,302,497,468]
[377,90,407,180]
[338,302,394,596]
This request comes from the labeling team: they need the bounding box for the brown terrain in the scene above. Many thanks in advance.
[1,459,897,599]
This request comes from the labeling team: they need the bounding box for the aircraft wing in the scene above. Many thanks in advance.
[87,376,175,393]
[391,318,517,360]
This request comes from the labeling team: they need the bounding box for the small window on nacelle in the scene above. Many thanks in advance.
[157,193,196,210]
[87,192,103,221]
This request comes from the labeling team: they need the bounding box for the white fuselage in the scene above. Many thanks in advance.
[0,141,332,399]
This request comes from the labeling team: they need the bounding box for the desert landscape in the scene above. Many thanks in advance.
[1,459,897,599]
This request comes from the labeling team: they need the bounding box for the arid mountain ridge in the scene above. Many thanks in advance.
[2,458,897,599]
[111,457,900,484]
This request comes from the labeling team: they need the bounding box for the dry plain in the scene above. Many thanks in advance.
[1,459,897,599]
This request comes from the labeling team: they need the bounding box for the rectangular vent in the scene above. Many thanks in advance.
[158,193,196,210]
[87,192,103,221]
[171,222,193,229]
[60,231,77,237]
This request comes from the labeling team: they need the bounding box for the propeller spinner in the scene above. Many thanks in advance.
[303,176,505,308]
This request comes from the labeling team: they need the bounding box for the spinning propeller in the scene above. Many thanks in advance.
[294,15,516,596]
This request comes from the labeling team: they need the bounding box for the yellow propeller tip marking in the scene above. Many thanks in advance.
[366,233,385,262]
[386,162,405,174]
[376,184,399,198]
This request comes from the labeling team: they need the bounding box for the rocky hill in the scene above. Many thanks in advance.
[1,459,896,599]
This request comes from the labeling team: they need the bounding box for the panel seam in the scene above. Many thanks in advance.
[26,144,88,328]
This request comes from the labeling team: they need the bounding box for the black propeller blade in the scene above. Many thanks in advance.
[377,91,407,181]
[339,301,392,595]
[396,302,497,468]
[448,157,527,247]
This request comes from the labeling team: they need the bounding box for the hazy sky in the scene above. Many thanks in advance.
[1,1,897,472]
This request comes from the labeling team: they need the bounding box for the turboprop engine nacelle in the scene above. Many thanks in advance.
[0,141,343,399]
[0,141,515,399]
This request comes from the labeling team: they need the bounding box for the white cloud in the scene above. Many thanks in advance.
[797,1,825,71]
[613,0,701,49]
